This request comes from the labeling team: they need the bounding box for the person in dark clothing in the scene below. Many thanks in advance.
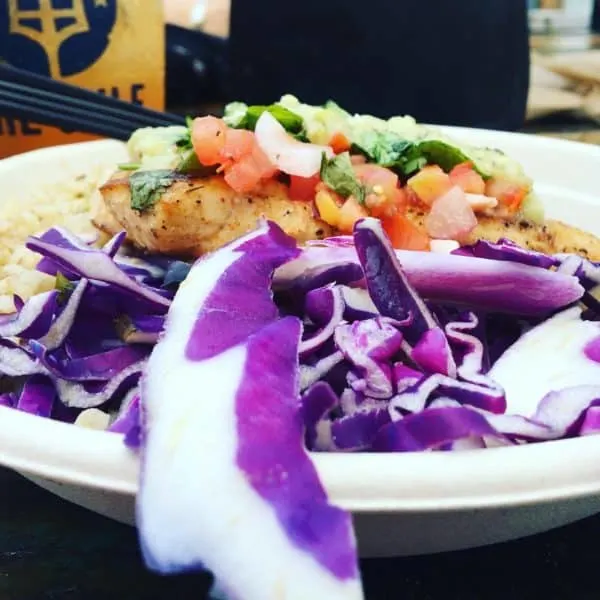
[226,0,530,131]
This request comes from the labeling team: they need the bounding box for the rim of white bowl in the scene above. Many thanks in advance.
[2,405,600,513]
[1,132,600,514]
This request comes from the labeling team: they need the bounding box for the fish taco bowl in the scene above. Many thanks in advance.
[2,100,600,592]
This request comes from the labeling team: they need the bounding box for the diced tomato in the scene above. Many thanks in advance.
[354,164,404,217]
[337,197,369,233]
[315,187,343,227]
[405,185,420,206]
[223,143,277,194]
[382,214,430,251]
[224,157,263,193]
[485,178,527,213]
[216,129,275,193]
[407,165,452,205]
[329,132,351,154]
[365,187,407,218]
[354,164,398,196]
[392,186,408,211]
[248,143,278,179]
[449,162,486,195]
[424,186,477,241]
[503,188,527,213]
[191,116,227,166]
[289,174,321,201]
[192,117,278,193]
[221,129,255,162]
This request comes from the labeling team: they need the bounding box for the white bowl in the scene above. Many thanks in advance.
[2,131,600,558]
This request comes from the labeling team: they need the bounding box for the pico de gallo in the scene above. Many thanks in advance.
[125,95,542,252]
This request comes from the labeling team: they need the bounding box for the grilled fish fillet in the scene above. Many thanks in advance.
[95,173,332,256]
[406,206,600,261]
[95,172,600,261]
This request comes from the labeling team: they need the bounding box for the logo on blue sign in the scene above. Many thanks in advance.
[1,0,117,78]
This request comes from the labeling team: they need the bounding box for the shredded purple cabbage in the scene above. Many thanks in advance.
[15,375,55,418]
[0,218,596,450]
[138,221,362,599]
[108,392,142,449]
[276,238,584,316]
[270,218,598,452]
[0,228,184,423]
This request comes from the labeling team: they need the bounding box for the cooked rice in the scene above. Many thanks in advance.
[0,166,113,313]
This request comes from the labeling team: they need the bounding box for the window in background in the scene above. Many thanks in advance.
[529,0,594,33]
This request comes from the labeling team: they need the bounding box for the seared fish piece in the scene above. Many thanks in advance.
[95,173,332,256]
[95,170,600,261]
[406,206,600,261]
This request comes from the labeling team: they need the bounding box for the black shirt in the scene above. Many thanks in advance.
[227,0,529,131]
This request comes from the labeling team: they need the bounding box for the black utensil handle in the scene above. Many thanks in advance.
[0,102,131,140]
[1,64,185,126]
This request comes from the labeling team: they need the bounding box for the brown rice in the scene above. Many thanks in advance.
[0,166,113,313]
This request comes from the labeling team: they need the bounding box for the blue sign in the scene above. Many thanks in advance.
[0,0,118,78]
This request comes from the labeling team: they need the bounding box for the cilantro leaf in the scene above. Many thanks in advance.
[175,149,201,173]
[417,140,489,179]
[352,131,489,179]
[175,132,192,151]
[244,105,304,133]
[225,102,306,138]
[352,131,425,178]
[320,152,366,204]
[174,117,194,151]
[175,149,217,176]
[129,170,174,212]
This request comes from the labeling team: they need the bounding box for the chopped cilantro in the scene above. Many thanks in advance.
[352,132,489,179]
[174,117,194,151]
[320,152,366,204]
[224,102,306,138]
[129,170,174,212]
[417,140,489,178]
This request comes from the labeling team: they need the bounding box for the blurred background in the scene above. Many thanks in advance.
[4,0,600,149]
[165,0,531,130]
[165,0,600,140]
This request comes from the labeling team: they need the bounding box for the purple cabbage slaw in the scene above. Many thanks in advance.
[0,217,598,456]
[138,222,362,599]
[134,218,599,599]
[1,217,600,598]
[0,227,176,425]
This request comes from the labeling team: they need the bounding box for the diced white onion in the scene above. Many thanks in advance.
[254,111,334,178]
